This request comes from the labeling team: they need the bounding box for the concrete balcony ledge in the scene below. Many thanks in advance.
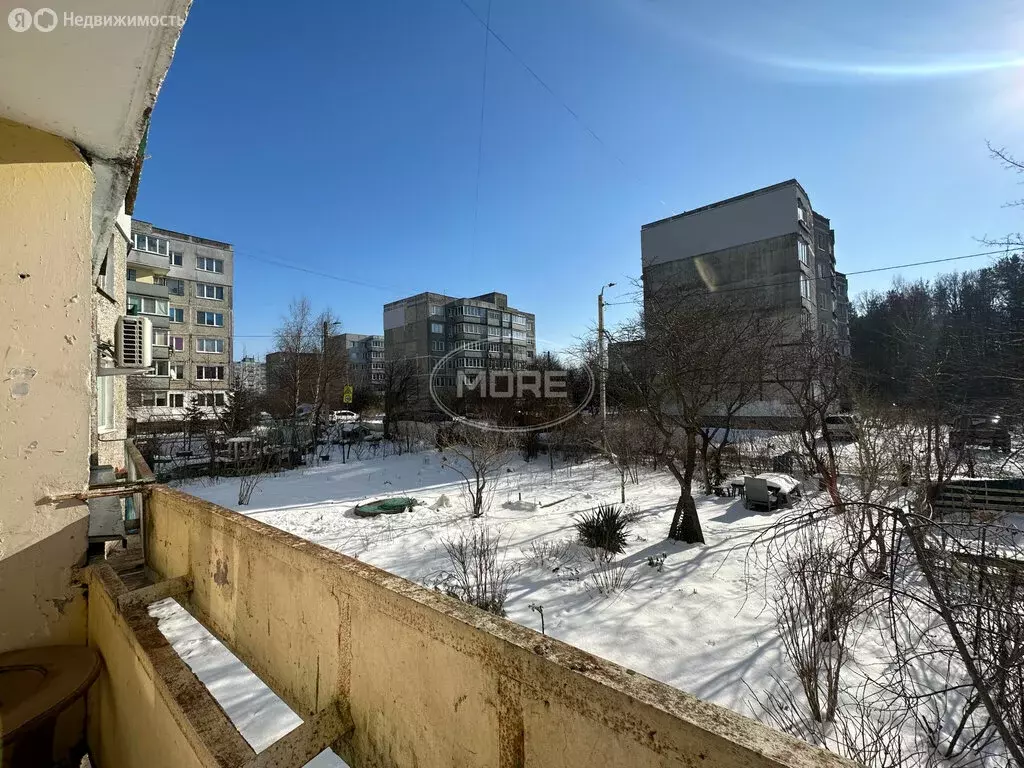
[128,279,169,299]
[81,484,853,768]
[134,375,170,390]
[128,249,171,273]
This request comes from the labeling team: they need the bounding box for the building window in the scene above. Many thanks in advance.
[133,233,168,256]
[97,376,114,432]
[196,256,224,273]
[512,314,528,327]
[126,268,137,281]
[429,305,443,316]
[194,392,226,407]
[128,295,169,316]
[800,275,812,300]
[140,391,168,407]
[169,307,184,323]
[196,283,224,300]
[798,240,812,266]
[170,336,185,351]
[196,337,224,354]
[196,311,224,327]
[430,323,444,334]
[167,278,185,295]
[196,365,225,380]
[170,363,185,380]
[169,251,183,267]
[147,360,170,377]
[371,339,383,348]
[797,203,807,224]
[153,329,169,347]
[512,329,528,340]
[169,393,185,408]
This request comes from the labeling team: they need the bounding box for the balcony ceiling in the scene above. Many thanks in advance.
[0,0,188,161]
[0,0,190,273]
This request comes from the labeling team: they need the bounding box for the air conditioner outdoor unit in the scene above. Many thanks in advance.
[116,315,152,368]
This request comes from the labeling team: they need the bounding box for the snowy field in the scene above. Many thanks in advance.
[169,450,810,725]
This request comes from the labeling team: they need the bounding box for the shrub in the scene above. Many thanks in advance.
[434,528,518,616]
[523,538,578,570]
[586,560,638,595]
[574,503,636,554]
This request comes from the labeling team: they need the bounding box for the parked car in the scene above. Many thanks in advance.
[824,413,860,441]
[330,410,358,423]
[949,415,1011,453]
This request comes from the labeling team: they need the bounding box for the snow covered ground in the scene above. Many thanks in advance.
[174,449,804,718]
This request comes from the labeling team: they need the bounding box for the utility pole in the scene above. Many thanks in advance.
[598,282,615,452]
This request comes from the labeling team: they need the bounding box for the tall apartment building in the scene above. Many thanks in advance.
[330,333,385,390]
[642,179,850,350]
[383,291,536,412]
[127,220,234,421]
[640,180,850,424]
[233,355,267,394]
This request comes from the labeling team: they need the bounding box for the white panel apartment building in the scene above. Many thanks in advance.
[127,220,233,422]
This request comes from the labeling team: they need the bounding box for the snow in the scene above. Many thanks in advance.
[147,433,1022,763]
[149,597,348,766]
[173,449,798,717]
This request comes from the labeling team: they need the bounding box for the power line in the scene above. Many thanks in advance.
[233,249,398,292]
[605,247,1013,304]
[455,0,670,211]
[845,250,1009,276]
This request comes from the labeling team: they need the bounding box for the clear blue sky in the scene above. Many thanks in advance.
[134,0,1024,358]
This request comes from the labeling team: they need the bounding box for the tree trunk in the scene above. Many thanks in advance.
[665,435,705,544]
[697,433,713,494]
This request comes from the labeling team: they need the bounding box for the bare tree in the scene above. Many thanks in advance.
[309,309,347,453]
[439,423,514,517]
[771,338,850,510]
[617,283,783,543]
[269,297,318,445]
[604,414,651,503]
[268,298,345,454]
[236,436,272,505]
[381,357,418,439]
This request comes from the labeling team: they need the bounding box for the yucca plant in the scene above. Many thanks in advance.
[574,503,636,555]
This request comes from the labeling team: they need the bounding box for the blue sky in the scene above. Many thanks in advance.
[135,0,1024,357]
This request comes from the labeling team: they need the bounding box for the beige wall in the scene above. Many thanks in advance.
[0,117,93,653]
[144,485,849,768]
[86,563,250,768]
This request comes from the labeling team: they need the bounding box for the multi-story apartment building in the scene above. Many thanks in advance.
[233,355,267,394]
[642,179,850,351]
[331,333,385,390]
[640,180,851,424]
[127,220,234,422]
[383,291,536,412]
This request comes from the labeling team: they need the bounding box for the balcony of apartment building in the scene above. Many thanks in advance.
[74,445,849,768]
[127,241,173,274]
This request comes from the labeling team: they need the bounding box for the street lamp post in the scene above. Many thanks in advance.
[598,282,615,451]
